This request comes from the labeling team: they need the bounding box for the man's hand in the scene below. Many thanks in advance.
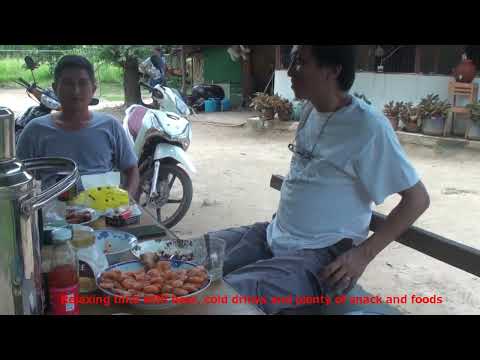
[318,246,372,294]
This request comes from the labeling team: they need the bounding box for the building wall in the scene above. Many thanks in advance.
[203,47,242,83]
[202,47,243,106]
[274,70,480,111]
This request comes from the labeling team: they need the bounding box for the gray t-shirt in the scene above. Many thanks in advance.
[16,112,138,187]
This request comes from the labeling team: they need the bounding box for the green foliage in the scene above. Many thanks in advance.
[418,94,451,119]
[0,58,51,86]
[97,45,154,67]
[466,102,480,124]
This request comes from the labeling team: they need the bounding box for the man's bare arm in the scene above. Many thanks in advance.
[122,165,140,202]
[319,181,430,292]
[360,180,430,260]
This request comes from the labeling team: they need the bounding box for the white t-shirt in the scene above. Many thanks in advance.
[266,96,420,254]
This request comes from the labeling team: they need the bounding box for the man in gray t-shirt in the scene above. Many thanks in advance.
[16,55,139,198]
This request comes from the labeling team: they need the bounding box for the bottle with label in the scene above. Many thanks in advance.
[47,227,80,315]
[71,225,109,294]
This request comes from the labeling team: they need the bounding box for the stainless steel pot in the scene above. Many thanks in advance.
[0,106,79,314]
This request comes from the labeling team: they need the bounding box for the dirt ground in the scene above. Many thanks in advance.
[102,107,480,315]
[2,89,480,315]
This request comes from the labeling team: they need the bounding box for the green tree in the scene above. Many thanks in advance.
[98,45,157,106]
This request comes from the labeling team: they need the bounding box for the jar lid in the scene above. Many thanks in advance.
[51,227,72,242]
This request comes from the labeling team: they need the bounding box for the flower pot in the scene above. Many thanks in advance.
[386,115,399,130]
[292,101,304,122]
[467,120,480,140]
[277,110,292,122]
[404,121,420,133]
[453,118,467,136]
[453,59,477,83]
[422,116,445,136]
[262,108,275,121]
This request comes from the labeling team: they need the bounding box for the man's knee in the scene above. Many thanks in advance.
[224,260,322,314]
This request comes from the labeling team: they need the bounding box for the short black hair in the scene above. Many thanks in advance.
[311,46,356,91]
[54,55,95,84]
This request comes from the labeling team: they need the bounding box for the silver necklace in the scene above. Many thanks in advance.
[288,97,352,161]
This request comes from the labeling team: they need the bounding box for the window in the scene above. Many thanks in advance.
[375,45,416,73]
[277,45,293,70]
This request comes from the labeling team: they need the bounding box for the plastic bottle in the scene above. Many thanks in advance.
[70,225,109,294]
[47,228,80,315]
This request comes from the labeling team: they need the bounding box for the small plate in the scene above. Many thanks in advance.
[95,230,138,264]
[66,207,101,226]
[96,260,211,310]
[131,238,206,264]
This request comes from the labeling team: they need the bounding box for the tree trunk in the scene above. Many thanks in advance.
[181,46,186,95]
[123,56,143,107]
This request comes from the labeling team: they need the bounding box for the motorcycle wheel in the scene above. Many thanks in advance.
[139,162,193,229]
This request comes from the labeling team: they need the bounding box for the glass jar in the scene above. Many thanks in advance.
[46,227,80,315]
[71,225,109,294]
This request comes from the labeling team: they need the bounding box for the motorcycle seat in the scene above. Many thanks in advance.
[128,106,149,141]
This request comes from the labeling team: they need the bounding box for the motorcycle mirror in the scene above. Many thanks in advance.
[24,56,37,70]
[89,98,99,106]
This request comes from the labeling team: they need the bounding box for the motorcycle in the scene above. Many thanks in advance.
[14,56,99,142]
[138,58,191,117]
[123,102,196,229]
[187,84,225,112]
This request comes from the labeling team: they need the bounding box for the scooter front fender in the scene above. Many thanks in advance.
[154,143,197,175]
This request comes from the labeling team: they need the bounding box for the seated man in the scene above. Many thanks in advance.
[210,45,430,314]
[16,55,140,199]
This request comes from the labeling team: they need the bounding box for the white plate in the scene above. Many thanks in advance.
[95,230,138,264]
[131,238,206,264]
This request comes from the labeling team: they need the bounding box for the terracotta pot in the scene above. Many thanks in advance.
[453,59,477,83]
[405,121,420,133]
[262,108,275,121]
[277,110,292,122]
[386,115,399,130]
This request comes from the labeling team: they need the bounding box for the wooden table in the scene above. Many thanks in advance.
[84,207,265,315]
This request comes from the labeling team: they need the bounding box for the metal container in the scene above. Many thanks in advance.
[0,106,79,315]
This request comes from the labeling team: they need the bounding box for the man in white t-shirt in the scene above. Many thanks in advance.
[209,45,430,314]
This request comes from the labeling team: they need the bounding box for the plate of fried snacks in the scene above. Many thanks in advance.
[96,253,210,310]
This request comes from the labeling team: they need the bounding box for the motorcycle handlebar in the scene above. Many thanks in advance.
[140,81,164,99]
[17,78,31,88]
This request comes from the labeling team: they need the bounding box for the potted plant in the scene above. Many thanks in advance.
[400,102,421,133]
[383,101,402,130]
[466,102,480,140]
[419,94,451,136]
[249,92,275,121]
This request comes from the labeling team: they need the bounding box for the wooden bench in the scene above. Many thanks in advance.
[270,174,480,315]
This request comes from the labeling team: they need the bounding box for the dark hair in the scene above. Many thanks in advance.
[54,55,96,83]
[311,46,356,91]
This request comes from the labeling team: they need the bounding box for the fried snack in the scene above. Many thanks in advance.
[99,261,209,300]
[173,288,189,297]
